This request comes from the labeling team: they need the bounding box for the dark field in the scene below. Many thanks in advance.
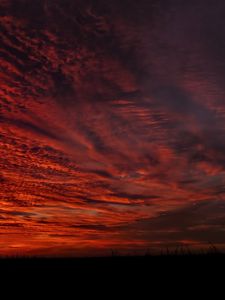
[0,253,223,292]
[1,252,224,274]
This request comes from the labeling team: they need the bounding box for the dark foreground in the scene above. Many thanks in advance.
[0,254,224,293]
[1,253,224,274]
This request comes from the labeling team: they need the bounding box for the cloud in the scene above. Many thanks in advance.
[121,199,225,246]
[1,0,225,255]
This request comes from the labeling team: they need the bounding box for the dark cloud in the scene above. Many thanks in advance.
[89,169,114,179]
[69,224,109,231]
[9,211,35,217]
[4,118,59,140]
[123,200,225,245]
[0,223,23,227]
[51,68,76,104]
[111,192,159,201]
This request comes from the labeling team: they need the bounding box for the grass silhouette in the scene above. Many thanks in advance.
[0,248,224,284]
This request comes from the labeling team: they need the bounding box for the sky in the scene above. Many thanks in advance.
[1,0,225,256]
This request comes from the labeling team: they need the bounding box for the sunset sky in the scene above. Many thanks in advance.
[1,0,225,256]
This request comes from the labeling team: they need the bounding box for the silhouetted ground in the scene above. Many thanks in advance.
[0,252,224,274]
[0,253,224,293]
